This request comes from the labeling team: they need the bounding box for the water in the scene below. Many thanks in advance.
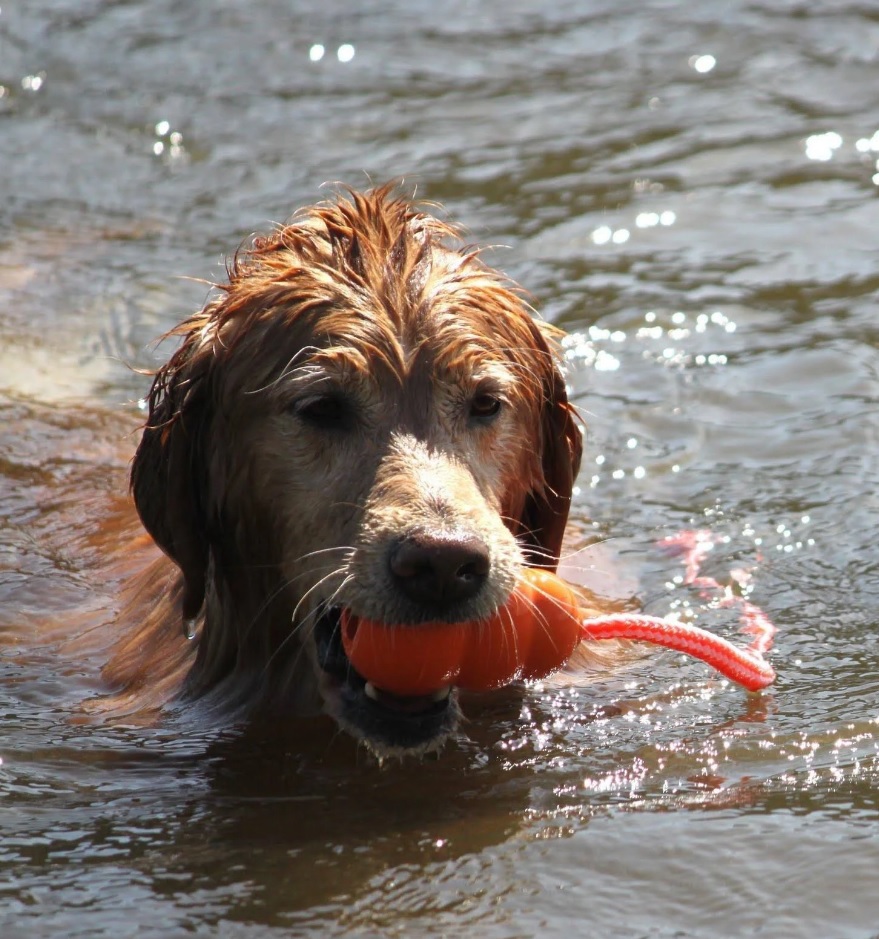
[2,1,879,936]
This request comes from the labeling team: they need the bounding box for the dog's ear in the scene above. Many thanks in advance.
[130,336,211,620]
[517,324,584,571]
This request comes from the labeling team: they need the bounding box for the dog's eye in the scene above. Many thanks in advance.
[293,394,352,430]
[469,392,502,421]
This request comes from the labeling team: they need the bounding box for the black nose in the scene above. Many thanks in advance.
[388,531,491,609]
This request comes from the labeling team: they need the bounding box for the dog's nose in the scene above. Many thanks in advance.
[389,531,490,609]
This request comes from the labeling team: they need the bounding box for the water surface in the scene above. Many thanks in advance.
[2,2,879,937]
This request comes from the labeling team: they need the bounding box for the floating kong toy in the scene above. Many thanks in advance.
[341,562,777,697]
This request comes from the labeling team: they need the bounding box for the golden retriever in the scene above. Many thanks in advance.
[102,184,589,757]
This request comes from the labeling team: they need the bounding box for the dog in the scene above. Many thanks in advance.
[101,184,591,758]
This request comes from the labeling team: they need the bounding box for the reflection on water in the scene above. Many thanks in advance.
[2,0,879,936]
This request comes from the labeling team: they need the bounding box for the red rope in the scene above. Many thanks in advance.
[579,530,777,691]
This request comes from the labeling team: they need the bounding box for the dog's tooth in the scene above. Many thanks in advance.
[364,681,379,701]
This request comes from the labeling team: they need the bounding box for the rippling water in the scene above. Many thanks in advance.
[2,2,879,937]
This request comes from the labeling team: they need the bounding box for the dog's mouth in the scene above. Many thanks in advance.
[313,607,459,757]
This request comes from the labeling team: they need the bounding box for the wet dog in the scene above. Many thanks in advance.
[105,185,583,757]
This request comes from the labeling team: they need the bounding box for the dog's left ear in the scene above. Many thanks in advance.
[516,323,584,571]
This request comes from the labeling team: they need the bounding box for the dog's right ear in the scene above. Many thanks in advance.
[516,326,584,572]
[130,335,211,620]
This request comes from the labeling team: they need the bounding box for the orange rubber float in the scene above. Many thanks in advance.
[340,567,777,696]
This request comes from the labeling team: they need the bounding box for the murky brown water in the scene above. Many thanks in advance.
[3,1,879,936]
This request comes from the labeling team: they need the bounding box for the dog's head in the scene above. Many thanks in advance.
[132,185,582,757]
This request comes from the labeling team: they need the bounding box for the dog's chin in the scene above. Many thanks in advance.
[313,607,462,759]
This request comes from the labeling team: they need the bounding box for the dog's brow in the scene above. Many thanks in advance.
[285,364,335,389]
[245,345,324,393]
[468,361,516,387]
[277,346,391,395]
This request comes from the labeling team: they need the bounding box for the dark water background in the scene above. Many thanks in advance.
[2,2,879,936]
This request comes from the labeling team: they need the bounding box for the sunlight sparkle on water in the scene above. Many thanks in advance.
[21,73,45,91]
[151,122,187,162]
[805,131,842,161]
[562,331,621,371]
[637,211,677,228]
[597,210,675,244]
[567,309,739,372]
[689,54,716,74]
[856,130,879,152]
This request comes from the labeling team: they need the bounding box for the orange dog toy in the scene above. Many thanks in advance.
[341,567,777,696]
